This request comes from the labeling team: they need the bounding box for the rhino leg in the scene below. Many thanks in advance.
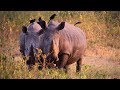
[76,58,82,72]
[58,53,69,72]
[26,57,36,70]
[64,65,69,73]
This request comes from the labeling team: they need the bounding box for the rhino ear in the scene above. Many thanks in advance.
[48,14,56,24]
[37,17,46,29]
[30,19,36,23]
[38,20,46,30]
[38,17,41,21]
[22,26,27,33]
[50,14,56,20]
[41,20,46,29]
[56,22,65,31]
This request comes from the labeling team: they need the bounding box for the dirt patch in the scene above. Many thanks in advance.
[69,46,120,78]
[83,56,120,70]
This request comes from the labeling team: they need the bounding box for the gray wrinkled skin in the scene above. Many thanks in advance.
[42,20,87,65]
[19,22,42,57]
[19,32,26,56]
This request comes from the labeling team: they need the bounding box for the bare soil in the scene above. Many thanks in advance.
[69,46,120,79]
[83,56,120,70]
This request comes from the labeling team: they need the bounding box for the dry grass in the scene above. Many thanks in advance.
[0,11,120,79]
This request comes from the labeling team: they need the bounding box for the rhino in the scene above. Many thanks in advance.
[37,18,87,72]
[19,14,86,72]
[19,19,46,69]
[19,15,57,70]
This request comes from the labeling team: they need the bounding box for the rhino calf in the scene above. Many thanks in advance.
[19,19,46,70]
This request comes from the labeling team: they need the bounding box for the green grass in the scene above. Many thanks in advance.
[0,57,119,79]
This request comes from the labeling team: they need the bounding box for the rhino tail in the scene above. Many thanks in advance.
[74,22,82,26]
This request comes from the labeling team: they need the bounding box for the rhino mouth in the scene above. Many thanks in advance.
[25,45,37,65]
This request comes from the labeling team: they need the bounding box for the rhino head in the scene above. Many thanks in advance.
[20,20,46,66]
[39,20,65,64]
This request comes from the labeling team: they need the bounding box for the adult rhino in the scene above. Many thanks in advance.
[19,19,46,69]
[38,18,87,72]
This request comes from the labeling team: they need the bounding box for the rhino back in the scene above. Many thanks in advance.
[58,22,86,56]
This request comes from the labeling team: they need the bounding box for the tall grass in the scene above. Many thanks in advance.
[0,11,120,79]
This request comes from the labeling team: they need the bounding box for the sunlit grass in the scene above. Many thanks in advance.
[0,57,119,79]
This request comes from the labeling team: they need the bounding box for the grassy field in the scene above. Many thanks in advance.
[0,11,120,79]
